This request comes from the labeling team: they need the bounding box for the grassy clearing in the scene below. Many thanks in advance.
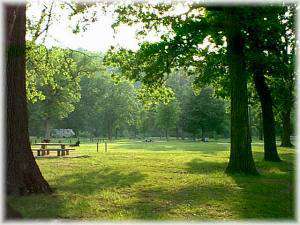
[9,140,295,220]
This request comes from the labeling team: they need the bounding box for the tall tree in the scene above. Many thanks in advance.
[166,69,194,139]
[183,87,226,140]
[244,7,288,161]
[107,4,258,174]
[6,4,52,195]
[223,8,257,174]
[270,6,296,147]
[26,43,81,138]
[190,7,284,162]
[63,72,139,140]
[155,100,181,140]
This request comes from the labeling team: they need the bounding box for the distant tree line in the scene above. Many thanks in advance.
[27,42,294,144]
[27,44,230,141]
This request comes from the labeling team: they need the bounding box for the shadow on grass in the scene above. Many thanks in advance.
[185,158,227,174]
[9,150,295,220]
[250,150,295,176]
[55,167,146,195]
[125,180,294,220]
[123,185,232,220]
[35,155,91,160]
[110,141,228,155]
[179,158,294,219]
[227,173,295,219]
[124,172,294,220]
[8,194,69,219]
[185,156,294,177]
[8,168,146,219]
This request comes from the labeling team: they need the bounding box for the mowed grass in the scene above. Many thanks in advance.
[8,140,295,220]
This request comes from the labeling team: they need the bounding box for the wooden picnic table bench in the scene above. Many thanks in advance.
[32,143,75,156]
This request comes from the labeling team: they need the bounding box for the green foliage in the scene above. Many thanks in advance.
[64,72,139,138]
[26,42,81,123]
[183,87,226,137]
[104,48,177,106]
[105,3,225,87]
[108,4,295,106]
[268,6,295,113]
[155,100,181,138]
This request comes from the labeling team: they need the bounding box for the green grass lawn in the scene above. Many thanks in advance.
[9,140,295,220]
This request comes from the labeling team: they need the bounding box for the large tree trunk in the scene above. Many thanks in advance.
[253,67,281,161]
[280,109,293,147]
[6,4,52,195]
[224,9,258,175]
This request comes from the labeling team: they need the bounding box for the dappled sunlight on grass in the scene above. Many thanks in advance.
[9,140,295,220]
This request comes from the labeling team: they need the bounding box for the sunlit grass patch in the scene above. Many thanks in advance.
[9,139,295,220]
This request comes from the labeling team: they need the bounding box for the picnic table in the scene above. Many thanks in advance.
[32,143,75,156]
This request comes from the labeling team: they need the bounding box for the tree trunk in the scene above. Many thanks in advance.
[248,106,252,143]
[281,109,293,147]
[253,67,281,161]
[115,128,118,140]
[107,121,112,141]
[44,117,51,139]
[176,126,179,139]
[165,129,168,140]
[6,4,52,195]
[258,112,263,141]
[224,9,258,175]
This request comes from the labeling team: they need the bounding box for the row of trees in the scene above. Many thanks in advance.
[27,39,293,145]
[27,44,229,141]
[5,3,295,203]
[104,3,296,172]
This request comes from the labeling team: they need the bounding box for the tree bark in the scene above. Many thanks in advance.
[280,109,293,147]
[134,127,137,139]
[44,117,51,139]
[176,126,179,139]
[224,9,258,175]
[258,112,263,141]
[253,67,281,161]
[6,4,52,195]
[115,128,118,140]
[107,120,112,141]
[248,106,252,143]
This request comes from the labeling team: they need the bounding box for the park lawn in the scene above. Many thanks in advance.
[8,140,295,221]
